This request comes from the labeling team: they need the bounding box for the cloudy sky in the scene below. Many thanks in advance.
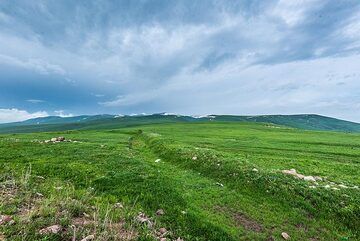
[0,0,360,123]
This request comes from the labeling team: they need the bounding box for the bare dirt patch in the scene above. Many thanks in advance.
[214,206,263,232]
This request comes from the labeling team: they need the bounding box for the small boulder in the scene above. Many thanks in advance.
[114,202,124,209]
[156,209,165,216]
[281,232,290,240]
[57,137,65,142]
[50,138,57,142]
[159,227,167,234]
[0,215,12,225]
[39,225,62,235]
[155,159,161,163]
[252,168,259,172]
[314,176,323,181]
[192,156,197,160]
[81,235,95,241]
[303,176,316,182]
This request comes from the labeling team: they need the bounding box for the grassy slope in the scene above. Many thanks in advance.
[0,114,360,134]
[0,122,359,240]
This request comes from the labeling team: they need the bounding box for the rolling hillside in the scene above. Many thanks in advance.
[1,122,359,240]
[0,114,359,134]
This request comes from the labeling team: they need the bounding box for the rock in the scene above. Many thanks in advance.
[39,224,62,235]
[0,215,12,225]
[136,212,152,227]
[174,238,184,241]
[339,184,348,189]
[309,185,316,189]
[50,138,57,142]
[192,156,197,160]
[114,202,124,209]
[252,168,259,172]
[36,192,44,197]
[159,228,167,234]
[160,238,167,241]
[216,182,224,187]
[8,220,16,225]
[303,176,316,182]
[324,185,330,189]
[281,232,290,240]
[156,209,165,216]
[282,169,297,175]
[44,140,50,143]
[314,176,323,181]
[57,136,65,141]
[155,159,161,163]
[80,235,95,241]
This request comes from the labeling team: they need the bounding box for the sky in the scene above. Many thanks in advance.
[0,0,360,123]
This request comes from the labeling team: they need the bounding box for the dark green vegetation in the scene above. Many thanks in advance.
[1,114,360,134]
[1,121,359,240]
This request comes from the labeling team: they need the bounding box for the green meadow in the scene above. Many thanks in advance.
[1,122,359,240]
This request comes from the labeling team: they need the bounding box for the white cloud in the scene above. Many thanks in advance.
[0,108,48,123]
[270,0,321,27]
[0,54,66,75]
[54,110,73,118]
[26,99,45,104]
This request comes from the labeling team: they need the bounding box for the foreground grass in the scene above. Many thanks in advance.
[0,122,359,240]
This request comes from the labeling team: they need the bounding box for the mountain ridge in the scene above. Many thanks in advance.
[0,113,359,133]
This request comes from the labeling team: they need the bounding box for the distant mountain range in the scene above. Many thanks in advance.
[0,113,359,134]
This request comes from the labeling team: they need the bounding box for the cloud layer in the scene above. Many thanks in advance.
[0,0,359,122]
[0,108,48,123]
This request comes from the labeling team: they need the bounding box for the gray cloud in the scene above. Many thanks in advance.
[0,0,360,122]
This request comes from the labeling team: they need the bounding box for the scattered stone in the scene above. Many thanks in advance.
[155,159,161,163]
[46,137,67,143]
[156,209,165,216]
[80,234,95,241]
[0,215,12,225]
[324,185,331,189]
[331,187,340,191]
[114,202,124,209]
[36,192,44,197]
[136,212,152,227]
[181,211,187,214]
[192,156,197,160]
[309,186,316,189]
[216,182,224,187]
[314,176,323,181]
[159,227,167,234]
[252,168,259,172]
[160,238,167,241]
[282,169,318,182]
[8,220,16,225]
[339,184,348,189]
[174,238,184,241]
[39,224,62,235]
[303,176,316,182]
[281,232,290,240]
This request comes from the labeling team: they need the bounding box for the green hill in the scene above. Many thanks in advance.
[1,122,359,240]
[0,114,359,134]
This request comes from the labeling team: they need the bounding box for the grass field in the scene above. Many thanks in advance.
[0,122,359,240]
